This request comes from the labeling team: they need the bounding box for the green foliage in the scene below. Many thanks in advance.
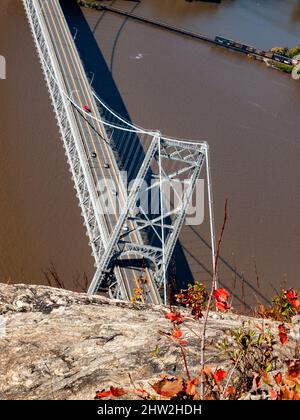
[271,46,289,56]
[256,288,300,322]
[288,45,300,58]
[217,323,279,393]
[94,285,299,400]
[77,0,101,9]
[273,62,294,74]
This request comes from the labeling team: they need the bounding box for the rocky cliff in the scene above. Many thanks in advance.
[0,284,297,400]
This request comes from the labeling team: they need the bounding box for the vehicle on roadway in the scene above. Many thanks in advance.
[91,152,97,159]
[104,162,110,169]
[111,187,118,196]
[84,105,91,113]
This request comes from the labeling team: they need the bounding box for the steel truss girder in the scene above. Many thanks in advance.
[22,0,105,265]
[88,135,209,296]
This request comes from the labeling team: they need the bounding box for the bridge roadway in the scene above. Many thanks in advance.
[37,0,160,304]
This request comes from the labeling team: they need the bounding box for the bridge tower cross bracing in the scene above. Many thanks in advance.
[88,133,217,302]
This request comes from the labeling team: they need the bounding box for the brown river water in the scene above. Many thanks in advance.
[0,0,300,307]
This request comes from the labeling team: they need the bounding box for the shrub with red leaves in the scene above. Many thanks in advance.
[176,282,208,318]
[256,288,300,322]
[93,279,298,401]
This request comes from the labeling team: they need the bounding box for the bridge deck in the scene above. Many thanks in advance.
[35,0,160,303]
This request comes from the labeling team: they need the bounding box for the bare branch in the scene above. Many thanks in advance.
[200,198,228,399]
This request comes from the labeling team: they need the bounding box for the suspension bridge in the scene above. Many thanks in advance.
[22,0,217,304]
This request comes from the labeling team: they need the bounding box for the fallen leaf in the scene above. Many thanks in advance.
[151,377,184,398]
[110,386,127,397]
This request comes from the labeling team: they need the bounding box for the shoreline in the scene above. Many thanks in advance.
[77,0,300,79]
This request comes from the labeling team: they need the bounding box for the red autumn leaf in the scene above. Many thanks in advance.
[274,372,283,385]
[285,289,296,302]
[216,300,230,312]
[285,289,300,312]
[213,287,231,312]
[278,324,288,345]
[213,369,227,384]
[279,332,288,344]
[213,288,229,301]
[151,377,184,397]
[110,386,126,397]
[95,390,112,399]
[165,312,185,324]
[172,328,183,340]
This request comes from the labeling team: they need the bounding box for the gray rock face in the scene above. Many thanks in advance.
[0,284,297,400]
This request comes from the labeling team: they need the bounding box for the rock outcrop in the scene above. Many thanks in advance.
[0,284,297,400]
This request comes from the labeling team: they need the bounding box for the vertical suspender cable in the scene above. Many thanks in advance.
[205,146,218,290]
[158,133,167,304]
